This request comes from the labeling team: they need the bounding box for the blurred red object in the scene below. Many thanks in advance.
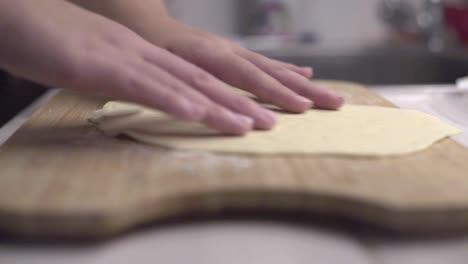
[444,3,468,45]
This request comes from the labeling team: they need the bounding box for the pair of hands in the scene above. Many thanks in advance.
[0,0,343,135]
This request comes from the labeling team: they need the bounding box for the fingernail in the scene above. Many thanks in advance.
[299,96,313,105]
[256,109,276,129]
[261,108,276,122]
[337,96,345,107]
[291,97,313,112]
[302,67,313,76]
[334,94,345,103]
[236,114,254,128]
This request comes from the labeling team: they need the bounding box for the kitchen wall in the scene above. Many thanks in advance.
[164,0,238,35]
[164,0,395,46]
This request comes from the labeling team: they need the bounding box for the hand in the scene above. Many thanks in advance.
[68,0,345,132]
[0,0,272,135]
[152,20,344,113]
[1,0,344,135]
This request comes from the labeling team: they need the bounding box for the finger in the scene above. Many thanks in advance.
[202,104,254,135]
[269,57,313,78]
[271,70,344,109]
[68,56,201,120]
[288,65,313,79]
[112,68,205,121]
[234,47,313,78]
[134,60,213,110]
[134,79,254,135]
[104,62,253,135]
[216,55,313,113]
[142,49,277,130]
[168,49,313,113]
[238,50,344,109]
[133,62,255,135]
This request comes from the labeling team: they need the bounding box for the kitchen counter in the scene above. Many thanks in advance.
[1,84,467,264]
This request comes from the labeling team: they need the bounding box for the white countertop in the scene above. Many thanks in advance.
[1,85,468,264]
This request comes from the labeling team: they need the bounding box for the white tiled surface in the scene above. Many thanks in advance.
[372,238,468,264]
[375,85,468,148]
[1,221,468,264]
[0,222,374,264]
[1,85,468,264]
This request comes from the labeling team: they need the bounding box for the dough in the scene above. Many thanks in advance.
[89,101,461,156]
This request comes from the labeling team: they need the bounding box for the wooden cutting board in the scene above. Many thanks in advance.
[1,80,468,238]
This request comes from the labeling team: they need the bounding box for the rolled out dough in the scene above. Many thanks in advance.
[89,101,461,156]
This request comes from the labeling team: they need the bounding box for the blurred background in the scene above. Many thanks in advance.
[164,0,468,49]
[1,0,468,126]
[164,0,468,84]
[166,0,388,46]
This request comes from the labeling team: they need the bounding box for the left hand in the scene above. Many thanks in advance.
[151,20,344,113]
[66,0,344,133]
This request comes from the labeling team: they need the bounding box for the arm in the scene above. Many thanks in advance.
[0,0,270,134]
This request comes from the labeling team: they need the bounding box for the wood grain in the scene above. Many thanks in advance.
[1,80,468,238]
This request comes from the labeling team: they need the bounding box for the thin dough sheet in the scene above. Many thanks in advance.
[89,102,462,156]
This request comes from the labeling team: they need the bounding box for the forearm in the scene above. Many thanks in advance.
[0,0,74,77]
[67,0,175,46]
[0,0,38,70]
